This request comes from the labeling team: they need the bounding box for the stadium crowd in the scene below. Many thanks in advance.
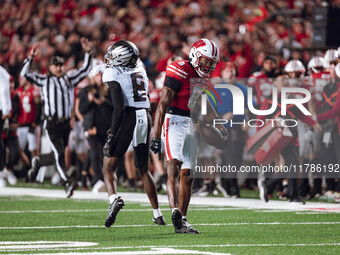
[1,0,340,203]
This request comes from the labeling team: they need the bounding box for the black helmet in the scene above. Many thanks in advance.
[104,40,139,68]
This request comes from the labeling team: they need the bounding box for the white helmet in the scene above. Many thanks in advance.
[105,40,139,68]
[323,49,339,68]
[307,56,324,74]
[189,38,219,77]
[284,60,306,77]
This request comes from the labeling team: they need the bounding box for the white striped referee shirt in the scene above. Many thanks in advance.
[20,53,93,121]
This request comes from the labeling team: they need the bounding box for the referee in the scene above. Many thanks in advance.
[20,38,93,198]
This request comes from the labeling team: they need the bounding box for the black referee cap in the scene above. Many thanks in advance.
[49,56,64,66]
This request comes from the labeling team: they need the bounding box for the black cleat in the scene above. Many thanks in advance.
[175,219,200,234]
[27,156,40,182]
[258,179,268,202]
[153,216,166,225]
[171,209,183,230]
[65,180,78,198]
[105,196,125,227]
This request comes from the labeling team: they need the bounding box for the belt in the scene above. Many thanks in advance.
[125,106,150,112]
[45,116,70,124]
[166,105,190,117]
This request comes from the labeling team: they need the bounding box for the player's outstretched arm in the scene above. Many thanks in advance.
[150,86,176,159]
[153,86,176,138]
[103,81,124,157]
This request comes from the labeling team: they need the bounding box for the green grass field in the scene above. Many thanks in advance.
[0,189,340,255]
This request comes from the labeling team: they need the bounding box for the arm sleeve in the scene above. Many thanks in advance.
[317,91,340,121]
[20,57,47,87]
[163,76,182,93]
[107,81,124,136]
[67,53,93,86]
[0,67,12,116]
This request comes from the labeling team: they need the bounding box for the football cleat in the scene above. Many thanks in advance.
[175,219,200,234]
[27,156,40,182]
[105,196,125,227]
[65,180,78,198]
[153,216,166,225]
[171,209,183,230]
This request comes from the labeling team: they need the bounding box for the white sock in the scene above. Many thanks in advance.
[153,208,162,218]
[182,216,187,220]
[171,208,179,213]
[109,194,119,204]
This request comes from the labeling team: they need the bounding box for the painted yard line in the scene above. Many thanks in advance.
[0,241,97,249]
[1,222,339,230]
[3,243,340,253]
[254,209,340,214]
[0,208,247,214]
[0,241,96,245]
[6,248,231,255]
[110,243,340,248]
[296,211,340,214]
[93,243,340,249]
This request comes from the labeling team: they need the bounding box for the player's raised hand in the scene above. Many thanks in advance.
[30,42,40,58]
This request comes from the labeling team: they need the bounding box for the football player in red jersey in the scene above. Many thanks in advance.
[16,76,41,162]
[248,56,277,106]
[151,39,221,234]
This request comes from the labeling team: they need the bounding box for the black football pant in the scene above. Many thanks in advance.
[87,134,105,183]
[266,144,299,200]
[221,126,244,196]
[4,136,20,170]
[313,131,340,193]
[40,120,71,183]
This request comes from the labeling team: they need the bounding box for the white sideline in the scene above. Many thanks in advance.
[0,222,339,230]
[3,242,340,254]
[1,187,339,212]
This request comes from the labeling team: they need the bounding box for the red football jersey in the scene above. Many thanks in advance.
[17,85,40,125]
[165,60,199,111]
[248,71,274,105]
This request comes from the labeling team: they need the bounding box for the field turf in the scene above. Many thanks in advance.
[0,190,340,255]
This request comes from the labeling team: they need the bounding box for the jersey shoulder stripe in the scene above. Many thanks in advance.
[167,66,187,79]
[165,60,192,81]
[168,64,188,76]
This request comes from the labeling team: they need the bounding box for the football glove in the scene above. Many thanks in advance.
[150,137,162,160]
[216,124,230,145]
[103,132,115,158]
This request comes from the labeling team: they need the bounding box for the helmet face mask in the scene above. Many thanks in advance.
[105,40,139,68]
[198,57,218,77]
[189,39,219,77]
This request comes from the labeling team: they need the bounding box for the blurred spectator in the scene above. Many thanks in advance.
[16,76,41,171]
[0,0,323,83]
[0,65,12,187]
[1,75,19,186]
